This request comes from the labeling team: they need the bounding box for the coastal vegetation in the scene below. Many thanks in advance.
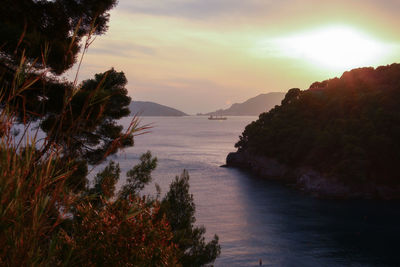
[0,0,220,266]
[235,64,400,191]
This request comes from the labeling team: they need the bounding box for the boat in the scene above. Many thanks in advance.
[208,115,227,120]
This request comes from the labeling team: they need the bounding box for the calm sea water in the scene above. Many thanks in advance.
[111,116,400,266]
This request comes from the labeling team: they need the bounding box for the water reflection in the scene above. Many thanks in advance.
[221,168,400,266]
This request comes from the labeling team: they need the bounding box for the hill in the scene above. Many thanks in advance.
[227,64,400,199]
[201,92,285,116]
[129,101,188,116]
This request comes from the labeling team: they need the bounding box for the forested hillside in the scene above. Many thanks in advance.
[236,64,400,185]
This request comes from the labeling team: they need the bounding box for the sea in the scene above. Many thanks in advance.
[109,116,400,266]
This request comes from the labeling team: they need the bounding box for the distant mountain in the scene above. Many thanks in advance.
[129,101,188,116]
[201,92,286,116]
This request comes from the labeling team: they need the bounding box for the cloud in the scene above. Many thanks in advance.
[118,0,400,23]
[88,41,156,58]
[118,0,280,19]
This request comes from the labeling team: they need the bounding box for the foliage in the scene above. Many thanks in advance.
[120,151,158,199]
[0,135,75,266]
[88,160,121,209]
[160,171,221,266]
[0,1,220,265]
[40,68,133,165]
[0,41,218,267]
[0,0,132,166]
[0,68,180,265]
[60,197,179,267]
[236,64,400,184]
[0,0,117,74]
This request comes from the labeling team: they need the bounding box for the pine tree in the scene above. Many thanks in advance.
[161,170,221,267]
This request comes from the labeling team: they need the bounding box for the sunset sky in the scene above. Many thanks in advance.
[67,0,400,114]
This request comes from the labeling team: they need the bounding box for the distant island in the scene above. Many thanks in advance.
[129,101,188,116]
[226,64,400,200]
[199,92,285,116]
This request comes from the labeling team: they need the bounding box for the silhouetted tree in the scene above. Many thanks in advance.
[0,0,117,74]
[0,0,132,167]
[120,151,158,199]
[161,170,221,266]
[41,68,133,165]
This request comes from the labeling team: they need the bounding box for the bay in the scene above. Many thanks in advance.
[111,116,400,266]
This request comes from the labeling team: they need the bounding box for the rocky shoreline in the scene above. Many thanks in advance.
[225,151,400,200]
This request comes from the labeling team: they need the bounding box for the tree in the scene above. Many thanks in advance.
[1,1,222,265]
[88,160,121,208]
[120,151,158,199]
[281,88,301,105]
[161,170,221,266]
[0,0,117,74]
[40,68,134,165]
[0,0,134,185]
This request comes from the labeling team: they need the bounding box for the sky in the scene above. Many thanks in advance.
[66,0,400,114]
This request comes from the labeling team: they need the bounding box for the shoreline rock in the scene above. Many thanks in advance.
[226,151,400,200]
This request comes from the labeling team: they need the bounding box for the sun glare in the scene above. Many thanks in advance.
[263,26,392,71]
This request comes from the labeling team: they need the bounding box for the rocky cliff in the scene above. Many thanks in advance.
[226,151,400,200]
